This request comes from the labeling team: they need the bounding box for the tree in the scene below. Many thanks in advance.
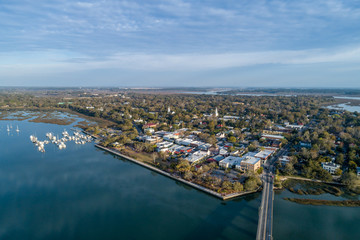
[233,182,244,192]
[221,181,233,192]
[244,176,261,191]
[349,161,358,172]
[176,160,191,174]
[228,136,237,143]
[283,163,295,175]
[184,171,193,181]
[335,153,345,165]
[335,168,342,176]
[341,172,357,188]
[317,168,332,182]
[257,167,263,175]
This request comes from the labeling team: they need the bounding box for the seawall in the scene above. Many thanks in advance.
[95,144,260,200]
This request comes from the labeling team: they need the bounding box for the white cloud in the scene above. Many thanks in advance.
[1,46,360,78]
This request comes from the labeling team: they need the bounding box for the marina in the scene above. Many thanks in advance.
[30,129,93,152]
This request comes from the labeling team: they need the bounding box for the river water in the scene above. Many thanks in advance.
[0,111,359,240]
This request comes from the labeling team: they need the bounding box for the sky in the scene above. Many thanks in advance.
[0,0,360,88]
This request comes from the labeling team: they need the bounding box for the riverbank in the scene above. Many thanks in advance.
[280,178,346,196]
[95,144,260,200]
[284,198,360,207]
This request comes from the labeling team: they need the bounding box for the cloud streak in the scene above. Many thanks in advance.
[1,46,360,76]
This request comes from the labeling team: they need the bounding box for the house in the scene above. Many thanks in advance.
[219,156,242,168]
[239,157,261,172]
[356,167,360,177]
[279,156,291,166]
[321,162,340,174]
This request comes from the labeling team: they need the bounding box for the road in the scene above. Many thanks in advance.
[256,146,288,240]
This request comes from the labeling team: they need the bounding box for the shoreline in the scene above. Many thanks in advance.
[95,144,260,201]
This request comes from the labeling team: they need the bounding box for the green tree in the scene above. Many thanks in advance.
[221,181,233,192]
[233,182,244,192]
[176,160,191,174]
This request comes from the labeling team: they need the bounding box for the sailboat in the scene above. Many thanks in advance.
[16,125,20,132]
[7,125,10,132]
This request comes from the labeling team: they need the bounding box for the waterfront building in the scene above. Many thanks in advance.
[185,150,209,164]
[321,162,340,174]
[219,156,242,169]
[239,157,261,172]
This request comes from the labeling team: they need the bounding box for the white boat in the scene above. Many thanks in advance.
[7,125,10,132]
[58,142,66,149]
[30,135,37,143]
[16,126,20,132]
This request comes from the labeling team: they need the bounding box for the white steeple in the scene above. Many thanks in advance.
[215,108,218,117]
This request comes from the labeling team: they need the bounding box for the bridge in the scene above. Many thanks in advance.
[256,147,287,240]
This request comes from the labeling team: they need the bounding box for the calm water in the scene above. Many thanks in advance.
[273,190,360,240]
[326,103,360,112]
[0,112,359,240]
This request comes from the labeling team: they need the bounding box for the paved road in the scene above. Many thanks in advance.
[256,163,274,240]
[256,146,288,240]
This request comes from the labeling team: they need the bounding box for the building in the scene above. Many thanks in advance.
[219,156,242,169]
[255,150,274,164]
[285,123,304,130]
[261,134,285,141]
[357,167,360,177]
[207,155,225,163]
[279,156,291,166]
[239,157,261,172]
[219,148,228,156]
[321,162,340,174]
[155,141,174,152]
[144,128,154,134]
[185,150,209,164]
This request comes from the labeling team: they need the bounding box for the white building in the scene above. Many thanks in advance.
[185,150,209,164]
[156,141,174,152]
[219,156,242,169]
[238,156,261,172]
[321,162,340,174]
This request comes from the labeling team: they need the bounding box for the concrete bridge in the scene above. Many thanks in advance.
[256,146,287,240]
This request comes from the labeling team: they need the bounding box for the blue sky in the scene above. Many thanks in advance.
[1,0,360,87]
